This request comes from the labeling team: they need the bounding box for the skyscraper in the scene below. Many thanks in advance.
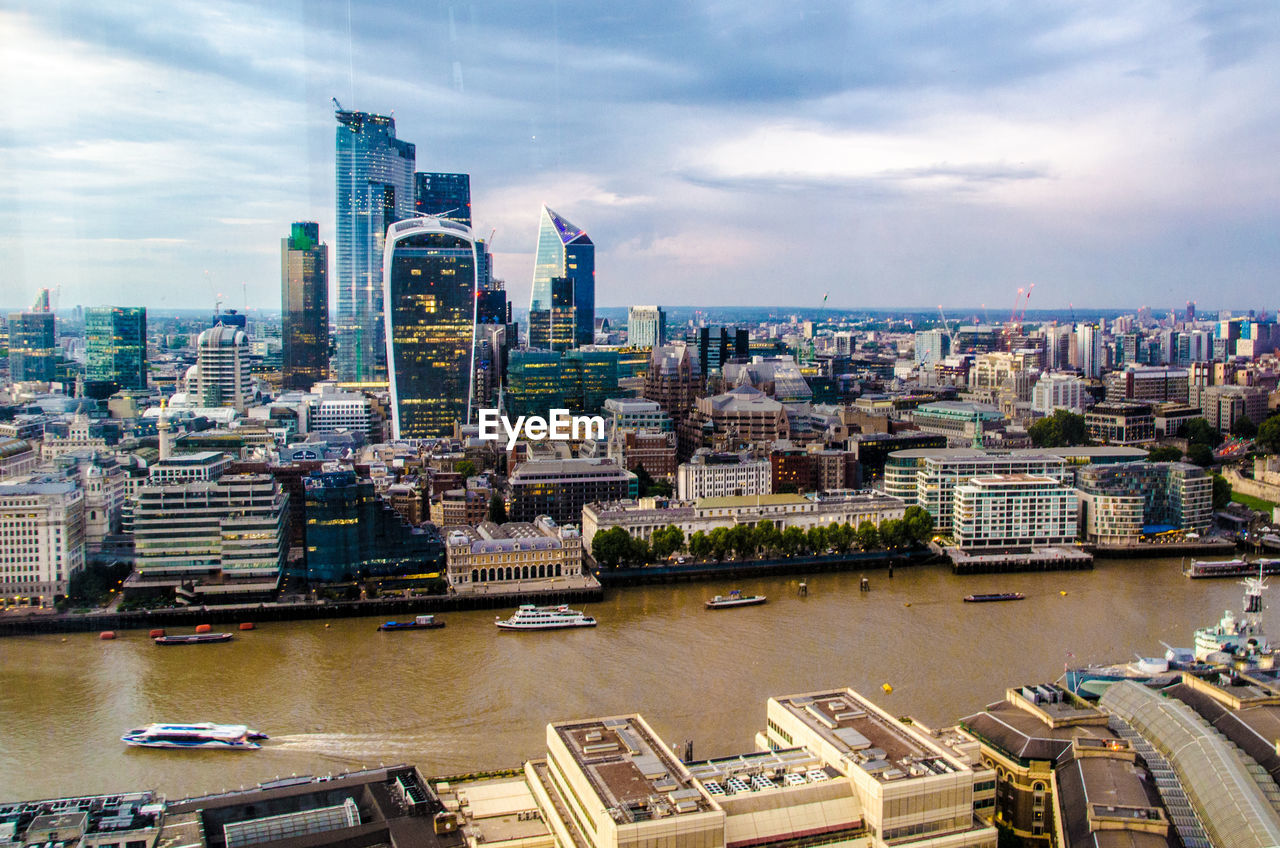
[194,323,252,411]
[628,305,666,349]
[383,216,478,440]
[335,108,415,383]
[528,277,576,352]
[414,172,471,227]
[281,222,330,391]
[85,307,146,390]
[530,206,594,346]
[7,290,56,383]
[1075,322,1103,378]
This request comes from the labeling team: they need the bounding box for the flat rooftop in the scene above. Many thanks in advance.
[775,690,965,782]
[554,716,713,820]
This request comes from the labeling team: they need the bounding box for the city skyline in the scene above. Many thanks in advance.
[2,2,1279,311]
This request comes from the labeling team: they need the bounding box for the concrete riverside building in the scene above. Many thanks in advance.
[507,458,637,525]
[444,517,585,589]
[1075,462,1212,544]
[0,478,85,603]
[677,450,772,500]
[130,473,288,600]
[951,475,1078,550]
[581,492,905,552]
[523,687,995,848]
[884,447,1147,531]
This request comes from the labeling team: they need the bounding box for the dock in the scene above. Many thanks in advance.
[944,545,1094,575]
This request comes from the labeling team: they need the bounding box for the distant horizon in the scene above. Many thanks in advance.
[9,303,1259,322]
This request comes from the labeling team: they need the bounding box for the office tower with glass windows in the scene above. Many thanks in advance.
[85,306,147,390]
[628,305,666,349]
[414,172,471,227]
[528,277,577,352]
[7,290,56,383]
[281,222,330,391]
[335,108,415,383]
[383,216,477,439]
[529,205,594,346]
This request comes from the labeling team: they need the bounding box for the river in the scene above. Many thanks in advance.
[0,556,1254,801]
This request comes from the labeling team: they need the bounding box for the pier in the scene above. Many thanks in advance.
[944,545,1094,575]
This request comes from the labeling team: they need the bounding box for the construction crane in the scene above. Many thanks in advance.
[332,96,345,112]
[936,305,957,348]
[1017,283,1035,324]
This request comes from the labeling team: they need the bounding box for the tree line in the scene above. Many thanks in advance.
[591,506,934,569]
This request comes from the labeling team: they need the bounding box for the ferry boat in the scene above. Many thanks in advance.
[963,592,1025,603]
[495,604,596,630]
[1185,556,1280,578]
[1065,570,1274,698]
[121,722,265,750]
[153,632,234,645]
[705,590,767,609]
[377,614,445,631]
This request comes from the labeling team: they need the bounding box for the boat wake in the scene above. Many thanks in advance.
[264,732,442,758]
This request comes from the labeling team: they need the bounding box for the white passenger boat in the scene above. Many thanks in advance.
[495,604,597,630]
[705,590,767,609]
[121,722,265,750]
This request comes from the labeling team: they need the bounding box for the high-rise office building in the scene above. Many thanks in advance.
[477,288,509,325]
[194,323,253,411]
[529,277,577,352]
[686,326,749,378]
[281,222,330,391]
[1075,322,1103,378]
[530,205,594,346]
[628,305,666,349]
[334,108,415,383]
[414,172,471,227]
[85,306,147,390]
[6,290,56,383]
[383,216,477,440]
[913,329,950,366]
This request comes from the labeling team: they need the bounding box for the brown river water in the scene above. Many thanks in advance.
[0,557,1255,800]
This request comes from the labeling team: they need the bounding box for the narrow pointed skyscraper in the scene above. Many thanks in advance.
[530,206,594,346]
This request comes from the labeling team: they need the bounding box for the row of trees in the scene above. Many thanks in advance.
[591,506,934,569]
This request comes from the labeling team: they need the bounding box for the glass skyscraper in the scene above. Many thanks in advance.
[281,222,330,391]
[530,205,594,346]
[85,306,146,390]
[529,276,577,352]
[335,109,415,383]
[383,216,477,439]
[414,172,471,227]
[7,290,56,383]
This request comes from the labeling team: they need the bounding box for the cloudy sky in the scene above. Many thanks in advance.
[2,1,1278,313]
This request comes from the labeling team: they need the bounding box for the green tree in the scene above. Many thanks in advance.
[806,525,829,554]
[856,520,881,551]
[455,459,476,479]
[828,522,855,554]
[626,536,652,566]
[1259,415,1280,454]
[591,527,632,569]
[1146,446,1184,462]
[633,466,674,498]
[1212,474,1232,509]
[1181,418,1224,448]
[902,505,934,547]
[1028,410,1087,447]
[1187,442,1215,467]
[1232,416,1258,439]
[708,527,732,561]
[651,525,686,560]
[487,493,507,524]
[780,526,806,556]
[688,531,711,561]
[729,524,757,559]
[879,518,907,549]
[754,520,782,557]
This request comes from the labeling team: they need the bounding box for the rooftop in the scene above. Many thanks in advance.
[553,715,713,821]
